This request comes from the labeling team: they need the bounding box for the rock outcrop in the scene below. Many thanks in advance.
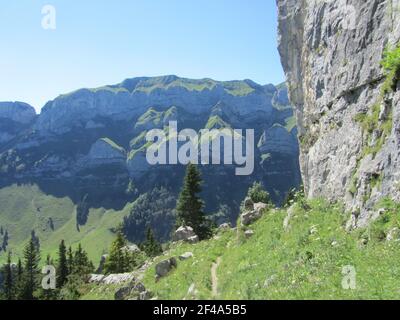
[277,0,400,227]
[173,226,199,243]
[240,199,268,226]
[0,102,36,146]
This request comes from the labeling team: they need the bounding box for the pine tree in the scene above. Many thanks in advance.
[67,246,74,274]
[20,237,41,300]
[56,240,68,288]
[14,258,23,299]
[176,163,211,239]
[143,227,162,257]
[104,231,129,274]
[73,244,94,276]
[3,251,14,300]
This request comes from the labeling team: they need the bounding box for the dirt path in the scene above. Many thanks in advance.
[211,257,222,298]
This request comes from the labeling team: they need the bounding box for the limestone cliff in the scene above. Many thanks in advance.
[277,0,400,227]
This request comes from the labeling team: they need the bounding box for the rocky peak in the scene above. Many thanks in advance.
[0,101,36,124]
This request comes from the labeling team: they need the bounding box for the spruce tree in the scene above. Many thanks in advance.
[73,244,93,276]
[14,258,23,299]
[57,240,68,288]
[143,227,162,257]
[67,246,74,274]
[104,231,129,274]
[176,163,211,239]
[3,251,14,300]
[20,237,41,300]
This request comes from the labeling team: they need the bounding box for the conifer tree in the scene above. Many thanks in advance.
[104,231,129,274]
[67,246,74,274]
[143,227,162,257]
[20,236,41,300]
[57,240,68,288]
[14,258,23,299]
[176,163,211,239]
[3,251,14,300]
[73,244,93,276]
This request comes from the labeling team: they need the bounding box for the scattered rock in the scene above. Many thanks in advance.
[244,230,254,238]
[254,202,268,211]
[114,279,150,300]
[243,197,254,211]
[387,227,400,242]
[283,205,295,231]
[218,223,232,230]
[240,201,268,226]
[179,252,194,261]
[377,208,386,216]
[187,235,199,244]
[89,274,105,283]
[359,238,368,247]
[115,286,132,300]
[263,275,276,288]
[122,244,140,253]
[102,273,135,285]
[173,226,199,243]
[241,210,262,226]
[155,257,177,278]
[309,225,318,235]
[185,283,198,300]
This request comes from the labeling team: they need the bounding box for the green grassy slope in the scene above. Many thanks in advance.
[0,184,131,265]
[85,198,400,300]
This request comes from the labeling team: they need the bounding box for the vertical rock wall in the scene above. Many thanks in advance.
[277,0,400,227]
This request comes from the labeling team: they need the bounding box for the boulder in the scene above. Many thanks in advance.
[155,257,177,278]
[187,235,199,244]
[115,286,132,300]
[89,274,105,283]
[173,226,198,243]
[179,252,194,261]
[254,202,268,211]
[387,227,400,242]
[241,210,262,226]
[243,197,254,211]
[122,244,140,253]
[240,200,268,226]
[218,223,232,230]
[114,279,149,300]
[102,272,135,285]
[244,230,254,238]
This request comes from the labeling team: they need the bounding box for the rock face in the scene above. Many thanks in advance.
[0,102,36,146]
[277,0,400,227]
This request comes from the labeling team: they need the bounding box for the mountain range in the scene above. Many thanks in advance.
[0,76,300,262]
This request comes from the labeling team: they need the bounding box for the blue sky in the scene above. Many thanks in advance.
[0,0,284,112]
